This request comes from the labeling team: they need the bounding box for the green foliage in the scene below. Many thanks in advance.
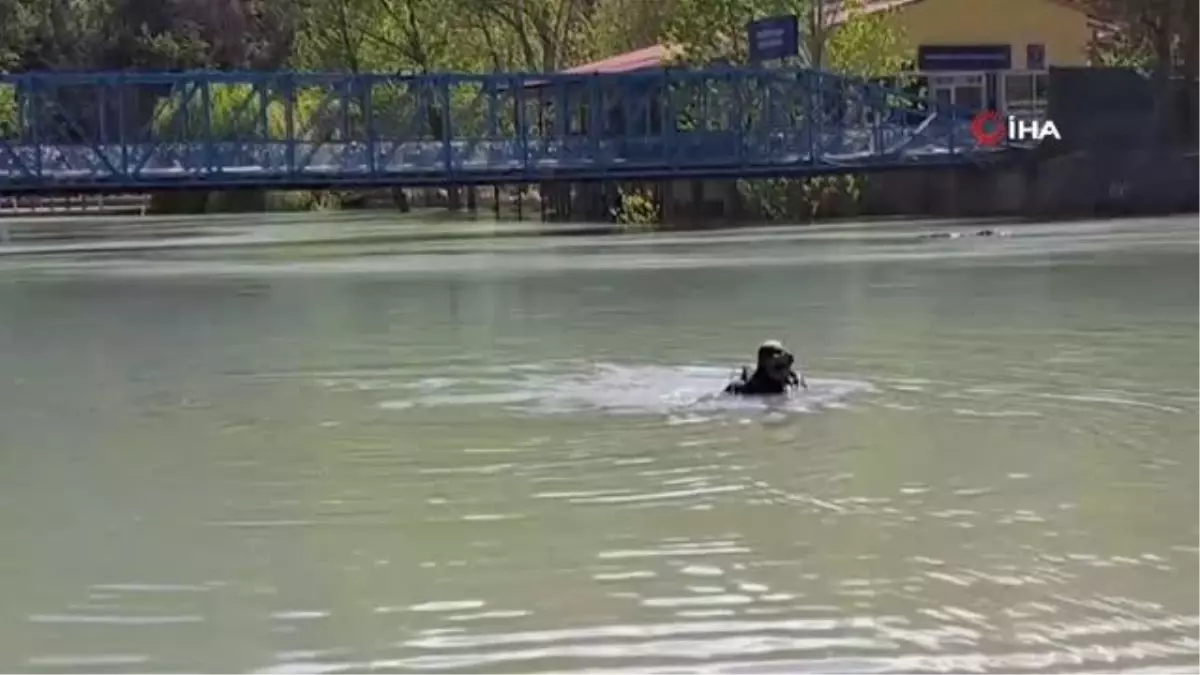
[662,0,806,65]
[824,0,910,77]
[801,174,860,217]
[0,84,16,137]
[1082,3,1155,71]
[293,0,600,74]
[1080,0,1198,149]
[581,0,676,61]
[0,0,917,221]
[464,0,598,71]
[1088,33,1153,71]
[0,0,37,70]
[1082,0,1198,89]
[737,174,861,221]
[612,187,660,229]
[152,84,289,139]
[294,0,467,72]
[297,190,346,210]
[732,0,908,222]
[737,178,802,220]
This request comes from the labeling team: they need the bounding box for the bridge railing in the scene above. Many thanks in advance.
[0,69,994,191]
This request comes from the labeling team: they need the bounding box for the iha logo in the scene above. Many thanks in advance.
[970,110,1062,147]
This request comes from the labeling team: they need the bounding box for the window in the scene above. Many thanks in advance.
[1004,71,1049,115]
[954,85,984,111]
[1034,73,1049,99]
[1007,74,1033,103]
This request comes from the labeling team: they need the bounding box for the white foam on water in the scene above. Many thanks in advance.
[376,363,874,417]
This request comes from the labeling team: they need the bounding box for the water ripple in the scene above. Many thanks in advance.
[29,614,205,625]
[369,362,873,417]
[252,632,1199,673]
[3,217,1195,674]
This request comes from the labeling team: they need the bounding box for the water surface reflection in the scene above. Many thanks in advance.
[0,215,1195,673]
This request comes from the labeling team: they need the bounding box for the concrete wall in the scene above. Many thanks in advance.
[661,179,740,223]
[860,150,1199,220]
[878,0,1094,67]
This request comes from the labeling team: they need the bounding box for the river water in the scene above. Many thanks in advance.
[0,214,1196,673]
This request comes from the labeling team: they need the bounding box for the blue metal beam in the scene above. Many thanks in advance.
[0,68,998,195]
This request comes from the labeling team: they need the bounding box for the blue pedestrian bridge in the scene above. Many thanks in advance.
[0,69,1004,194]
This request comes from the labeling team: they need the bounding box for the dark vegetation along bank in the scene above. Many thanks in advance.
[0,0,1195,227]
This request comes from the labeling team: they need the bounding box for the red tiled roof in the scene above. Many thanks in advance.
[561,44,681,74]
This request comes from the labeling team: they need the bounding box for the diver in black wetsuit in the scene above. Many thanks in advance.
[724,340,807,396]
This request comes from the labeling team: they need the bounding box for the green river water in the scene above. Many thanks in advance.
[0,214,1195,673]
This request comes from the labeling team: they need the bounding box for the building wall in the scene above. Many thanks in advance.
[882,0,1094,67]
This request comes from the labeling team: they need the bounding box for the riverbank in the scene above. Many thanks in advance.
[0,193,150,218]
[1,146,1195,249]
[2,148,1195,230]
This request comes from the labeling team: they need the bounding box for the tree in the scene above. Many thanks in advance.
[662,0,806,65]
[292,0,377,71]
[581,0,677,62]
[666,0,911,222]
[0,0,926,218]
[458,0,596,72]
[823,0,909,77]
[1082,0,1195,144]
[169,0,300,69]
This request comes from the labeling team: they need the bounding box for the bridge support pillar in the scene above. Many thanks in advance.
[389,187,410,212]
[660,181,675,226]
[689,180,705,220]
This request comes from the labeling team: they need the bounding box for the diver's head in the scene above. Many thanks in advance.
[755,339,794,380]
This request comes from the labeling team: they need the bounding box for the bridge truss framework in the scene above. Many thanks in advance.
[0,69,998,194]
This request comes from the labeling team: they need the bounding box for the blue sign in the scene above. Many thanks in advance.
[917,44,1012,71]
[747,15,800,63]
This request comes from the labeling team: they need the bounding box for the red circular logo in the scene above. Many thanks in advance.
[970,110,1005,147]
